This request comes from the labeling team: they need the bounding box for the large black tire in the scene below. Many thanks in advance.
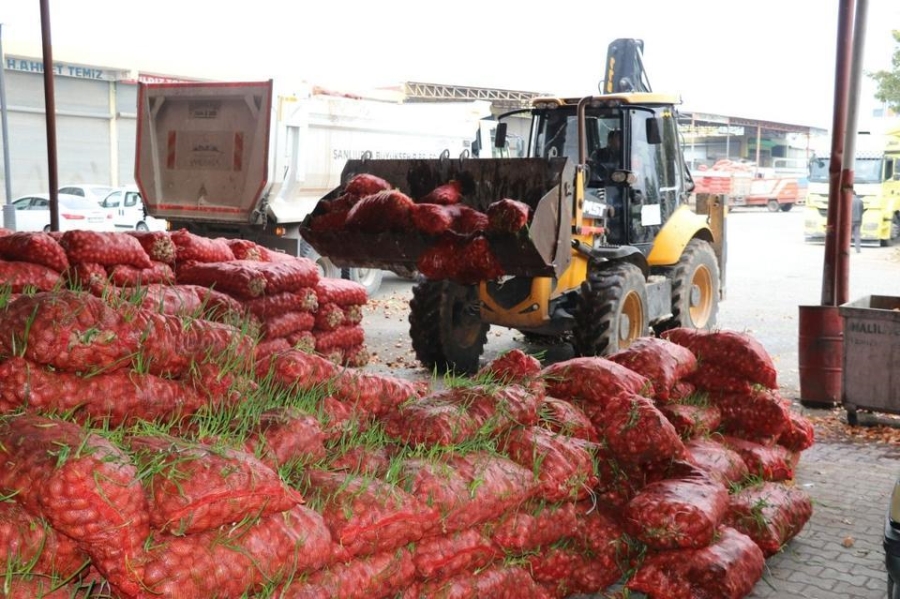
[409,279,489,375]
[780,202,793,212]
[655,238,719,333]
[572,262,648,357]
[881,213,900,247]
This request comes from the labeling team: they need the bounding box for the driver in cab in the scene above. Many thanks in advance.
[591,130,622,172]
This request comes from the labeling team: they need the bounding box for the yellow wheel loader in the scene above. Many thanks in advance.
[300,39,726,373]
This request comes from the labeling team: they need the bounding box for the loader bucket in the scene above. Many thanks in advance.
[298,157,574,278]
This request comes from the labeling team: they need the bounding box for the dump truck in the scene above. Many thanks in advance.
[134,80,492,296]
[300,38,727,373]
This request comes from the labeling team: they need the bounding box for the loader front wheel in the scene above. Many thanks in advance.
[572,262,648,357]
[409,279,489,375]
[655,238,719,333]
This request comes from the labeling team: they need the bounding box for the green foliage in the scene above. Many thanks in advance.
[868,30,900,113]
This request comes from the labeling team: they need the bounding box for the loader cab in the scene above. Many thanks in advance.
[527,97,685,249]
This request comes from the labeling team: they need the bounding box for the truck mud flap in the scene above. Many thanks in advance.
[299,157,574,278]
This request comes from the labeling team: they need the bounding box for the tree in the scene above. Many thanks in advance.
[869,30,900,114]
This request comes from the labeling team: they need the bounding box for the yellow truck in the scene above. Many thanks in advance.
[804,127,900,246]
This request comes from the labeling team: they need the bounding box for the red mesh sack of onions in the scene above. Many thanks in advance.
[537,396,599,442]
[244,406,327,468]
[418,234,504,284]
[127,434,303,535]
[499,426,600,502]
[417,234,464,281]
[486,198,531,233]
[256,348,341,391]
[0,576,85,599]
[448,204,490,235]
[608,336,699,401]
[624,466,730,550]
[0,500,89,579]
[301,469,438,559]
[316,277,368,306]
[264,310,316,339]
[686,362,756,395]
[59,230,153,269]
[777,410,816,452]
[420,180,462,205]
[280,547,416,599]
[711,387,792,442]
[394,451,537,534]
[345,189,415,233]
[488,499,581,553]
[0,259,62,292]
[541,356,652,406]
[528,543,626,598]
[314,324,365,353]
[137,312,255,378]
[343,172,392,199]
[661,327,778,389]
[411,202,456,235]
[724,482,813,557]
[685,437,750,486]
[0,415,149,597]
[412,527,499,580]
[65,261,109,293]
[329,369,426,416]
[478,348,543,385]
[246,257,320,294]
[0,231,69,272]
[0,356,208,426]
[170,229,235,263]
[175,260,268,298]
[137,283,244,321]
[315,302,347,331]
[0,291,145,372]
[126,230,176,263]
[417,564,550,599]
[721,436,798,482]
[107,260,175,286]
[583,394,687,466]
[245,288,319,318]
[142,505,335,599]
[627,526,765,599]
[658,402,722,440]
[382,396,485,446]
[225,238,269,261]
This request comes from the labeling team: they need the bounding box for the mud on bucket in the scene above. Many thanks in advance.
[798,305,843,408]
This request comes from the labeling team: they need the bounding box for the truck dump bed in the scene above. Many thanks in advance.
[135,81,273,224]
[299,157,574,278]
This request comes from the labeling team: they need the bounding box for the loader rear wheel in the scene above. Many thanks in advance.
[572,262,648,357]
[655,238,719,333]
[409,279,489,375]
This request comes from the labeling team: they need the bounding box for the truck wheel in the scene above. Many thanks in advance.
[409,279,488,375]
[881,213,900,247]
[779,203,793,212]
[655,238,719,333]
[572,262,648,357]
[767,200,780,212]
[299,241,342,280]
[345,267,384,298]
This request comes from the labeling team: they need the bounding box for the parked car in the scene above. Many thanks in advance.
[58,184,115,206]
[99,186,167,232]
[10,193,112,232]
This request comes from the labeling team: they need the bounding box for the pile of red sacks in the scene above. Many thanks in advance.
[0,286,814,599]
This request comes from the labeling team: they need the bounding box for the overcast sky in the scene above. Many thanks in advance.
[1,0,898,129]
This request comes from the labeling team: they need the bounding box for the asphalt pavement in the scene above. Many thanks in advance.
[358,206,900,598]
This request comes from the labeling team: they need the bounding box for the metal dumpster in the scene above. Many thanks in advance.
[839,295,900,425]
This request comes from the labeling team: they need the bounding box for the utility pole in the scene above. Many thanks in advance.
[0,23,15,230]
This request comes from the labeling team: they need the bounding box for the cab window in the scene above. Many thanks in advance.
[124,192,139,208]
[102,191,122,209]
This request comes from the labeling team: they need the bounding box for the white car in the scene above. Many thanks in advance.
[11,193,112,232]
[100,186,168,232]
[58,184,115,206]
